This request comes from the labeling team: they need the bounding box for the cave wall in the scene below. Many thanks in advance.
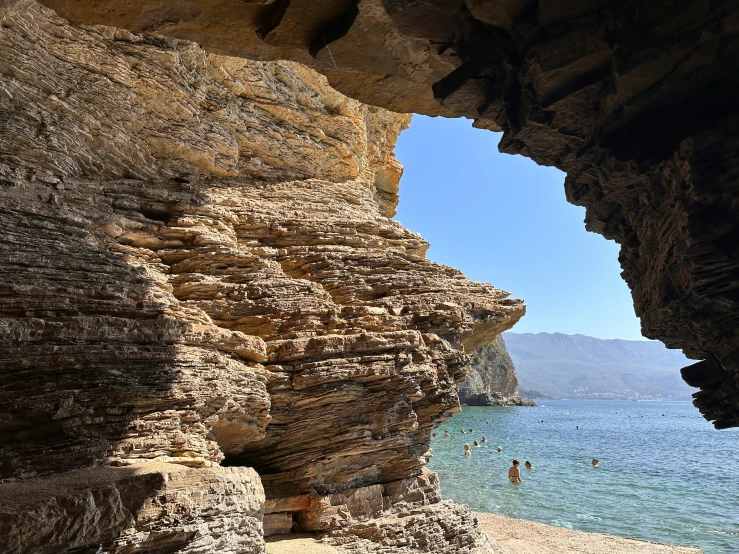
[0,1,522,551]
[36,0,739,428]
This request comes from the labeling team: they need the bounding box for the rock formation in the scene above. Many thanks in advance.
[0,1,523,551]
[37,0,739,429]
[459,336,533,406]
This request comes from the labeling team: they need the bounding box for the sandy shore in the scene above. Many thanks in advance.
[475,512,701,554]
[265,514,702,554]
[266,534,339,554]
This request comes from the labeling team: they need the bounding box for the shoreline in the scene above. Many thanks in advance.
[474,512,702,554]
[264,512,702,554]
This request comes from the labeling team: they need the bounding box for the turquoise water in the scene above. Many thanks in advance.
[429,401,738,553]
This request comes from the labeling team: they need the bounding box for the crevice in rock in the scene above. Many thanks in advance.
[309,1,359,58]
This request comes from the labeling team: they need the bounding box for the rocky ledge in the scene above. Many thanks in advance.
[0,2,522,552]
[461,393,535,407]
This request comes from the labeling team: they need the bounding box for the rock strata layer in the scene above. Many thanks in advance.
[460,336,534,407]
[0,2,523,552]
[38,0,739,429]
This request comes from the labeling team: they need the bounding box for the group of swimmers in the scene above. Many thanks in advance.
[432,425,599,484]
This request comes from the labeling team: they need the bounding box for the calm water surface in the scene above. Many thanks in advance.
[429,401,738,554]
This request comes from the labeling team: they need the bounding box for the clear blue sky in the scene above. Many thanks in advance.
[394,115,645,341]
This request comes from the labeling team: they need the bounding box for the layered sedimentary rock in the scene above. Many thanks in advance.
[459,336,533,406]
[40,0,739,429]
[0,2,523,551]
[0,464,265,554]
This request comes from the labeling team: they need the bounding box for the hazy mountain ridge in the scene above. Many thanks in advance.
[504,332,697,400]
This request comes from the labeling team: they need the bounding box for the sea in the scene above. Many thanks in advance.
[429,400,738,554]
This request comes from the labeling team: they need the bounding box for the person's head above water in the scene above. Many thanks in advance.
[592,458,599,466]
[525,461,533,469]
[481,435,486,442]
[473,440,479,446]
[496,446,502,452]
[468,428,473,432]
[432,432,437,438]
[512,459,520,466]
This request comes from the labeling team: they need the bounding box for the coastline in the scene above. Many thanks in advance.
[264,512,702,554]
[474,512,702,554]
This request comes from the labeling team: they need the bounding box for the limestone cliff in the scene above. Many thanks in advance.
[38,0,739,430]
[459,336,534,407]
[0,2,523,552]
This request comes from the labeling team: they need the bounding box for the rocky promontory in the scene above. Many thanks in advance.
[0,2,523,552]
[460,336,534,407]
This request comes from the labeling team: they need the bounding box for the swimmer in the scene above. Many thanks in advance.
[525,461,534,470]
[473,440,480,447]
[508,459,522,483]
[443,430,450,438]
[576,425,579,430]
[468,428,473,433]
[461,429,466,434]
[592,458,599,468]
[481,435,487,443]
[496,446,502,453]
[464,444,471,457]
[432,433,437,439]
[485,420,489,424]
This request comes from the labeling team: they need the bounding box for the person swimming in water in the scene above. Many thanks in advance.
[485,420,489,424]
[481,435,487,443]
[592,458,599,467]
[432,433,437,439]
[473,440,480,447]
[443,430,450,438]
[464,444,471,457]
[525,461,534,470]
[468,428,473,433]
[496,446,502,453]
[508,459,522,483]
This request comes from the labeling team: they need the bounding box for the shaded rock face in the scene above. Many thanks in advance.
[0,2,522,552]
[0,464,266,554]
[39,0,739,429]
[460,336,533,406]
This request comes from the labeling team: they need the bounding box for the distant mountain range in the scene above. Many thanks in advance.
[503,332,698,401]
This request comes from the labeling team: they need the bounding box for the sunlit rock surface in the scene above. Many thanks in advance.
[0,2,523,551]
[39,0,739,429]
[460,336,534,407]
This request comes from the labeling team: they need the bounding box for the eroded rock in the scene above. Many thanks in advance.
[36,0,739,429]
[0,2,523,551]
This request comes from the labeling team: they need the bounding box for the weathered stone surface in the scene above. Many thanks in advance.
[267,469,501,553]
[38,0,739,429]
[0,2,523,551]
[460,335,534,407]
[0,464,265,554]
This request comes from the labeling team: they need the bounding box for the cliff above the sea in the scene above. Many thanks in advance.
[0,2,524,552]
[460,336,534,406]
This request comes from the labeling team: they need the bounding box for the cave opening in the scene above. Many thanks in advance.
[394,117,738,553]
